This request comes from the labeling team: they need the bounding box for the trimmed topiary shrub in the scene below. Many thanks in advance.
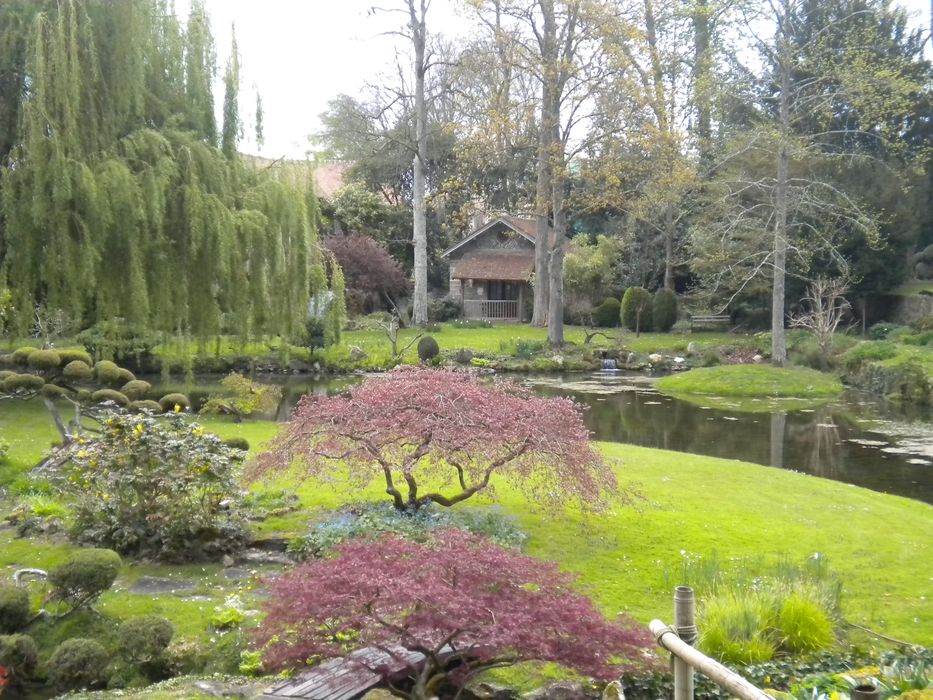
[63,360,94,381]
[417,336,440,363]
[0,370,14,381]
[47,638,110,691]
[90,389,130,407]
[0,633,38,681]
[94,360,123,384]
[48,548,121,610]
[158,392,190,412]
[118,615,174,664]
[652,288,678,332]
[223,437,250,451]
[57,348,93,366]
[129,399,162,413]
[1,373,44,393]
[41,384,69,399]
[121,379,152,400]
[621,287,653,334]
[11,347,37,365]
[117,367,136,384]
[26,348,61,370]
[0,585,30,633]
[594,298,621,327]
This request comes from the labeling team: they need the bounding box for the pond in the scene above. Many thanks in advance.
[159,371,933,505]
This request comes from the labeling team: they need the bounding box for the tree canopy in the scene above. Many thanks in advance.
[252,367,615,513]
[254,530,655,700]
[0,0,340,341]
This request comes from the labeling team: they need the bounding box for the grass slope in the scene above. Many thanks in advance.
[656,365,843,398]
[0,405,930,669]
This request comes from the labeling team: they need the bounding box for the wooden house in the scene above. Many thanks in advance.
[442,216,542,322]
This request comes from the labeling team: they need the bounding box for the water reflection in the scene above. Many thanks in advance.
[158,371,933,504]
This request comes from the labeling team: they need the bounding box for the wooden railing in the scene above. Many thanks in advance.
[651,587,771,700]
[464,300,519,321]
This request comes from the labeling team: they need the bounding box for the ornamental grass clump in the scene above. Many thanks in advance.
[254,530,655,700]
[252,367,616,514]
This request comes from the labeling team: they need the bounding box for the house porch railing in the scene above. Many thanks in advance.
[464,299,519,321]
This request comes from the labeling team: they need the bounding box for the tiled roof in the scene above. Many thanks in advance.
[452,253,534,281]
[503,216,538,239]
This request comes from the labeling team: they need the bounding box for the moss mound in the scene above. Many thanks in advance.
[656,364,842,398]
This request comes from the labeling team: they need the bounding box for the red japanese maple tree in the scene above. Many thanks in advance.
[251,367,615,513]
[254,531,655,700]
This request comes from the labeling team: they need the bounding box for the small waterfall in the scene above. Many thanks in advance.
[601,358,618,371]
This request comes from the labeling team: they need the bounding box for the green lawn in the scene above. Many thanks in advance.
[3,324,758,372]
[1,403,930,684]
[656,364,843,398]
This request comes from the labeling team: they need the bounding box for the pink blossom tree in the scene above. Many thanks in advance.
[251,367,616,513]
[254,531,655,700]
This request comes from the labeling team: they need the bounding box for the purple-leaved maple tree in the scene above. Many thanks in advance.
[254,530,655,699]
[251,367,616,513]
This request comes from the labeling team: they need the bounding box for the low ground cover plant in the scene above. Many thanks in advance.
[287,500,527,559]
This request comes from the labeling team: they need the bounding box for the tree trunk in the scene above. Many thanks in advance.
[410,0,429,326]
[663,208,675,290]
[532,0,558,327]
[772,22,790,367]
[548,190,566,347]
[692,0,712,165]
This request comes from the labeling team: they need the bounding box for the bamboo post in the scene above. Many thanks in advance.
[673,586,697,700]
[649,619,772,700]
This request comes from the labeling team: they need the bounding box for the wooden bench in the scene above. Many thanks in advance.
[690,314,731,332]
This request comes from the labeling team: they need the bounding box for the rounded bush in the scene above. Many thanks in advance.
[621,287,653,333]
[48,548,121,608]
[158,392,190,412]
[76,388,92,401]
[117,368,136,384]
[118,615,174,664]
[1,373,45,393]
[41,383,69,399]
[94,360,123,384]
[417,336,440,363]
[90,389,130,407]
[0,585,30,633]
[63,360,94,381]
[223,437,250,451]
[11,347,37,365]
[57,348,93,366]
[129,399,162,413]
[48,638,110,691]
[652,288,678,332]
[0,370,15,381]
[593,298,621,327]
[26,349,61,371]
[0,634,38,680]
[121,379,152,400]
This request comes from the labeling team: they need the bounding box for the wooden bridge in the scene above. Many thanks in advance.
[261,645,453,700]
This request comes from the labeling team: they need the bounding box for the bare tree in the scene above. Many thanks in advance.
[788,275,851,357]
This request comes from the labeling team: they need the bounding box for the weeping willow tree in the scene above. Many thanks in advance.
[0,0,339,343]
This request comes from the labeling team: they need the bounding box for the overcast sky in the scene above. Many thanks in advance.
[178,0,932,161]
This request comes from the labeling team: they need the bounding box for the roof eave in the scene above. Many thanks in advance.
[441,217,536,258]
